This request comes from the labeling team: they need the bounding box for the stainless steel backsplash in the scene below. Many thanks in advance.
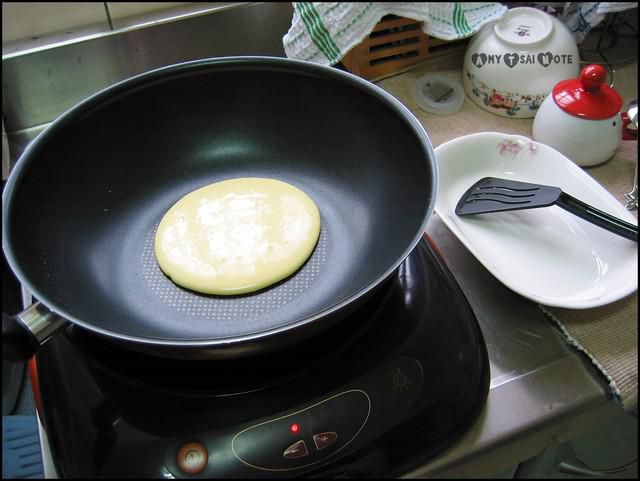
[2,2,294,168]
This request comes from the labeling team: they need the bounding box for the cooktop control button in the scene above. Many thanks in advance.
[283,440,309,459]
[177,442,208,475]
[313,432,338,450]
[232,390,369,470]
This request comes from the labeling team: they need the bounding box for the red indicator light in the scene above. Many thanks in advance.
[290,423,300,433]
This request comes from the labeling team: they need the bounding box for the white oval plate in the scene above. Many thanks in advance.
[434,132,638,309]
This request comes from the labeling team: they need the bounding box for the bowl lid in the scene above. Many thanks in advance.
[552,64,623,120]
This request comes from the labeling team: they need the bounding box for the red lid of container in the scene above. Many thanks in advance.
[552,64,623,120]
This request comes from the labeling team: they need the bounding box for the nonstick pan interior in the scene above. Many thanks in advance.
[3,58,436,345]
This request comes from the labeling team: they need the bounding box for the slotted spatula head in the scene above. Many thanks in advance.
[456,177,562,215]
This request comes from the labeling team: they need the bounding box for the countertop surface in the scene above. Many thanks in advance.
[406,213,621,477]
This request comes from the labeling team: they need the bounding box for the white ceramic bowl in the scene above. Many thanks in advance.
[463,7,579,118]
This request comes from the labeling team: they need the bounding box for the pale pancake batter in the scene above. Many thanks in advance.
[154,178,321,295]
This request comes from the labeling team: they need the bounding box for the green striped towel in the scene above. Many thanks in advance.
[283,2,507,66]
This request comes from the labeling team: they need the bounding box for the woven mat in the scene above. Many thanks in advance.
[377,59,638,411]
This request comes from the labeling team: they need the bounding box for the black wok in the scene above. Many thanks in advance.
[2,57,437,360]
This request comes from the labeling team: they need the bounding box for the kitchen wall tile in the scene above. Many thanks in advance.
[2,2,110,44]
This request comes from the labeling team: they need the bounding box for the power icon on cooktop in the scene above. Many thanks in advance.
[313,432,338,450]
[176,442,208,474]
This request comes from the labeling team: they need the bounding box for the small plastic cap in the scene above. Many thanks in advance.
[412,74,464,115]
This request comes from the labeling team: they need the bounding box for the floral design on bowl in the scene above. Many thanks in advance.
[466,72,546,117]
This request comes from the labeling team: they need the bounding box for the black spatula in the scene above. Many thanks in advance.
[455,177,638,242]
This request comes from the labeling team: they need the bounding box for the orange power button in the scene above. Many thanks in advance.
[177,442,208,474]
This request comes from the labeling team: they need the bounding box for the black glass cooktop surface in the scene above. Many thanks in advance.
[34,236,489,478]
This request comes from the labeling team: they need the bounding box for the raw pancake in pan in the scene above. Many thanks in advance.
[154,178,321,295]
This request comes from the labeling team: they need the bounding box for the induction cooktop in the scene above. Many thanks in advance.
[32,235,489,478]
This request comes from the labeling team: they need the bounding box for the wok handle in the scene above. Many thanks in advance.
[2,302,68,361]
[557,192,638,242]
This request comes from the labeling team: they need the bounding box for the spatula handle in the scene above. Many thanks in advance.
[557,193,638,242]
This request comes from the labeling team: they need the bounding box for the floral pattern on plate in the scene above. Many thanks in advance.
[497,138,539,157]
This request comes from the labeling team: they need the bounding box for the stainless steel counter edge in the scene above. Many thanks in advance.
[402,356,618,478]
[400,214,618,478]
